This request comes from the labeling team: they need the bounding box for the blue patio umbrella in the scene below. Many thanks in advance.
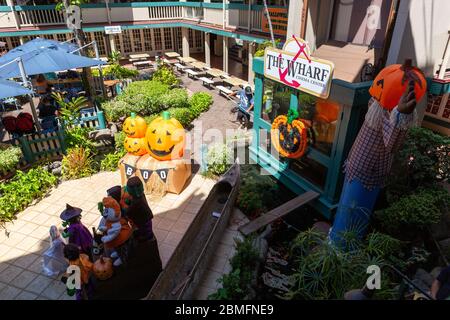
[0,79,32,99]
[0,38,105,79]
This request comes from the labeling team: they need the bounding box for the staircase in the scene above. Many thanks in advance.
[229,44,241,63]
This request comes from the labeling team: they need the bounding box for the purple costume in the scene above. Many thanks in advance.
[67,222,94,256]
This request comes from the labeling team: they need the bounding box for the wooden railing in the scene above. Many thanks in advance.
[17,7,65,26]
[149,6,182,20]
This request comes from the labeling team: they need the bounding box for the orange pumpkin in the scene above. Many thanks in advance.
[124,136,147,156]
[369,61,427,111]
[271,111,308,159]
[93,256,113,280]
[123,113,147,138]
[314,99,340,123]
[145,111,185,161]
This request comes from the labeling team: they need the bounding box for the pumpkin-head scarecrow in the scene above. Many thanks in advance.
[271,108,308,159]
[98,196,132,267]
[145,111,185,161]
[330,59,426,248]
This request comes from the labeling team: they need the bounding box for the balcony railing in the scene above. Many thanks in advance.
[0,2,280,35]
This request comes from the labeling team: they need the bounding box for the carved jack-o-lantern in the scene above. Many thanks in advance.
[145,111,185,161]
[124,137,147,156]
[93,256,113,280]
[271,109,308,159]
[123,113,147,138]
[369,60,427,111]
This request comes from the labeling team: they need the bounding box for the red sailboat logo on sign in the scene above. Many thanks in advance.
[278,35,312,88]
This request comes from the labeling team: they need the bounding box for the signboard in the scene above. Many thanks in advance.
[264,36,334,99]
[105,26,122,35]
[262,8,288,36]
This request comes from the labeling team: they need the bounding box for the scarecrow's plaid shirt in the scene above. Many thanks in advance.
[344,104,413,190]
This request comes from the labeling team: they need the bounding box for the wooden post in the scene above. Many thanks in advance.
[97,110,107,129]
[56,129,67,154]
[18,136,34,163]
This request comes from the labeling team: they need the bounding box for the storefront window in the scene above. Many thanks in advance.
[290,156,328,189]
[296,93,341,156]
[261,79,292,123]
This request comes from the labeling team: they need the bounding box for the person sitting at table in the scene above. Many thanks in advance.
[37,96,59,119]
[35,74,50,95]
[229,85,254,125]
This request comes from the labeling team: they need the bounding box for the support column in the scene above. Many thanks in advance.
[109,34,116,53]
[19,37,25,45]
[248,41,256,87]
[223,36,229,73]
[182,27,190,58]
[287,0,305,39]
[205,32,211,67]
[6,0,20,30]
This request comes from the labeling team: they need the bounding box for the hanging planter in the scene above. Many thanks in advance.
[271,109,308,159]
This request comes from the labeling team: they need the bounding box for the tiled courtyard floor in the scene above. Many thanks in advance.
[0,170,242,300]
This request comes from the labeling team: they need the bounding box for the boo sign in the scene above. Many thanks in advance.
[264,36,334,99]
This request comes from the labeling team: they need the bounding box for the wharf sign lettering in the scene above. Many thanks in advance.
[264,36,334,99]
[262,8,288,36]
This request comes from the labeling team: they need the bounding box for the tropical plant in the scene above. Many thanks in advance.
[206,143,233,176]
[0,167,57,223]
[152,64,179,86]
[92,64,139,79]
[0,145,22,173]
[189,92,213,115]
[107,50,122,64]
[62,147,95,180]
[160,88,189,109]
[254,39,282,57]
[100,150,126,172]
[52,92,88,126]
[65,127,95,151]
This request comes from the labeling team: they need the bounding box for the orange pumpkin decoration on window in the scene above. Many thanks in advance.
[369,60,427,111]
[124,136,147,156]
[271,109,308,159]
[145,111,185,161]
[93,256,113,280]
[123,113,147,138]
[314,99,340,123]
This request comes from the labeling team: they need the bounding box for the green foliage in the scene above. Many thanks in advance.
[206,143,233,176]
[254,39,281,57]
[152,65,179,86]
[107,51,122,64]
[65,127,95,151]
[388,127,450,197]
[114,131,126,153]
[103,80,171,121]
[100,150,126,172]
[92,64,138,79]
[209,236,259,300]
[62,147,95,180]
[0,145,22,173]
[377,187,450,233]
[189,92,213,115]
[52,92,88,126]
[287,229,398,300]
[160,88,189,109]
[237,165,279,217]
[166,107,195,127]
[0,167,57,223]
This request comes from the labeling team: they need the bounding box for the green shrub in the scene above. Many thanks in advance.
[160,88,189,109]
[114,131,126,153]
[92,64,138,79]
[152,65,179,86]
[65,127,95,152]
[377,187,450,233]
[189,92,213,116]
[100,150,126,172]
[62,147,96,180]
[0,145,22,173]
[0,167,57,223]
[206,143,233,176]
[168,107,195,127]
[209,236,259,300]
[102,100,134,122]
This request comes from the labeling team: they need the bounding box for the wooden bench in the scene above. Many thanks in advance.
[239,191,320,236]
[133,60,152,70]
[185,69,199,79]
[199,77,214,88]
[216,85,234,97]
[174,63,186,72]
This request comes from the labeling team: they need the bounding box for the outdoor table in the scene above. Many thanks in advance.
[223,76,249,89]
[178,56,196,64]
[163,58,178,65]
[165,52,180,59]
[190,61,208,70]
[129,53,150,61]
[206,68,224,78]
[104,79,121,97]
[133,60,153,70]
[174,63,187,72]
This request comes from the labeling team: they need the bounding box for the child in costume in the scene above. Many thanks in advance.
[42,225,68,277]
[124,176,154,242]
[98,196,132,266]
[62,243,94,300]
[60,204,93,257]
